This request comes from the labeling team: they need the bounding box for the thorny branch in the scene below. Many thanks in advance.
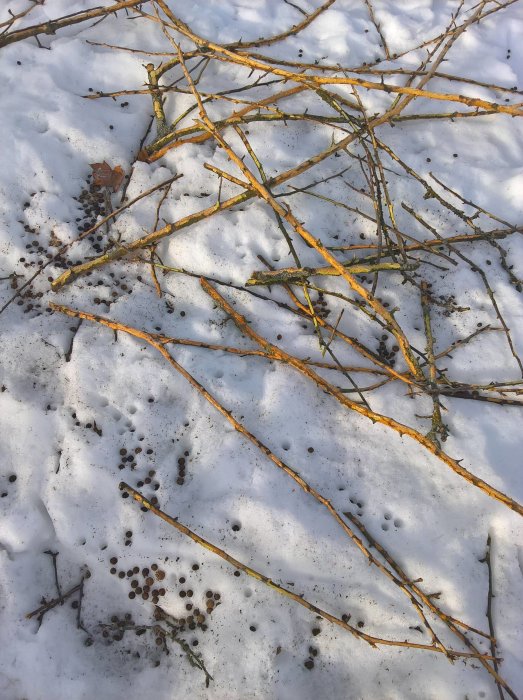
[5,2,522,697]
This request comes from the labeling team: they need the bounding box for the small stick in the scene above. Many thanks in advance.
[363,0,391,59]
[26,582,82,621]
[44,550,63,604]
[328,228,521,254]
[146,62,168,136]
[0,1,43,33]
[434,325,498,362]
[420,282,448,445]
[246,261,416,286]
[481,534,505,700]
[64,320,82,363]
[76,576,90,636]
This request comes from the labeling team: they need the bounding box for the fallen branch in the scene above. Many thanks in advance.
[119,482,497,660]
[0,0,149,48]
[246,261,417,286]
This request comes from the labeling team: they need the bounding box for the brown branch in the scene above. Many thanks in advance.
[481,534,505,700]
[420,282,448,445]
[246,261,416,286]
[0,0,149,48]
[362,0,391,59]
[26,582,82,621]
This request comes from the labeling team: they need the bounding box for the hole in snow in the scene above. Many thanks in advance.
[282,441,291,451]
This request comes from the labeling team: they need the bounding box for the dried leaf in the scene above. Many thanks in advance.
[89,161,125,192]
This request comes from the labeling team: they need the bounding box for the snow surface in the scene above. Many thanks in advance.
[0,1,522,699]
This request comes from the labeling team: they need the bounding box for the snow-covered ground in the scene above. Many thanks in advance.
[0,1,522,698]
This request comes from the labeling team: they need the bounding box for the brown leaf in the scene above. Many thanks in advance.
[89,161,125,192]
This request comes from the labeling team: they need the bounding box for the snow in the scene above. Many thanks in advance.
[0,1,522,698]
